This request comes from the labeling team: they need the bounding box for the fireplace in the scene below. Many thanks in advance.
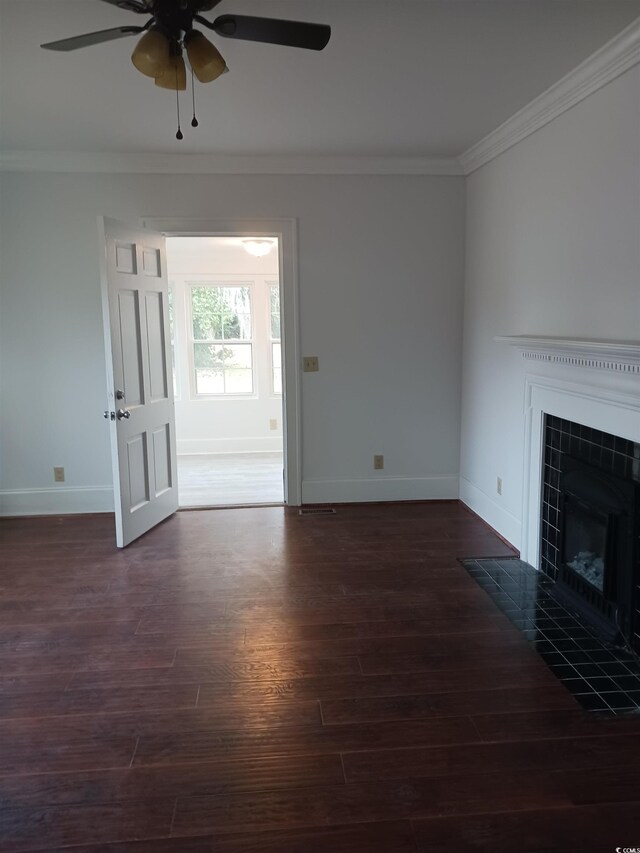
[540,416,640,652]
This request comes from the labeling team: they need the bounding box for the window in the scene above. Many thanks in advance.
[269,283,282,395]
[167,285,178,397]
[190,284,253,395]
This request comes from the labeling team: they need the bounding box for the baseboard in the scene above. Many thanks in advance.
[301,476,459,505]
[459,476,522,551]
[176,437,283,455]
[0,487,114,517]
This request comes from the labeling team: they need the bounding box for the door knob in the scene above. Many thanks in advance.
[116,409,131,420]
[115,389,125,400]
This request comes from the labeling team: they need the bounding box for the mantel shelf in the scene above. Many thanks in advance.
[495,336,640,375]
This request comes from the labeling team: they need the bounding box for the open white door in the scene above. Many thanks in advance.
[99,217,178,547]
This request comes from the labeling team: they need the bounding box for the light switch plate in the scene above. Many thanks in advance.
[303,356,319,372]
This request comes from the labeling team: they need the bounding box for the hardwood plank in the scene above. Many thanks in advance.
[0,643,177,676]
[0,798,175,851]
[0,701,323,742]
[411,802,640,852]
[172,651,362,680]
[471,708,640,742]
[0,731,136,776]
[243,612,512,644]
[241,630,524,658]
[195,665,557,706]
[43,820,416,853]
[320,685,576,725]
[359,642,539,675]
[171,771,569,837]
[67,662,555,697]
[0,683,199,720]
[0,606,147,628]
[342,733,639,782]
[0,620,141,651]
[0,754,345,809]
[133,717,480,766]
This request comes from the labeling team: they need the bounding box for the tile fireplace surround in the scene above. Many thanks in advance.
[473,337,640,713]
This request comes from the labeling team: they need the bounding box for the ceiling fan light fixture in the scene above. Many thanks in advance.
[185,30,227,83]
[154,54,187,91]
[242,239,275,258]
[131,27,170,79]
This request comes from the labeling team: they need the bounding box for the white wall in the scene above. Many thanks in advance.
[460,64,640,549]
[166,238,283,456]
[0,173,465,513]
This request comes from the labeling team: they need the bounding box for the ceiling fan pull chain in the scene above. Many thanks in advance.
[191,67,199,128]
[175,65,183,140]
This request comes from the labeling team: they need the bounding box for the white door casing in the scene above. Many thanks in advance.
[99,217,178,547]
[142,217,302,506]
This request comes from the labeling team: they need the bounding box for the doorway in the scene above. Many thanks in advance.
[165,235,284,507]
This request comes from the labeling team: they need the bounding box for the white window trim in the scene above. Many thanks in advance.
[186,279,257,400]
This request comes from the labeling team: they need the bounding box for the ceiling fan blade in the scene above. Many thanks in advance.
[208,15,331,51]
[99,0,151,13]
[41,26,145,52]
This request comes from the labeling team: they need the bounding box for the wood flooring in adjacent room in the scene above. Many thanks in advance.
[0,502,639,852]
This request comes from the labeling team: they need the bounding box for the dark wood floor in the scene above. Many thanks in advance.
[1,502,640,852]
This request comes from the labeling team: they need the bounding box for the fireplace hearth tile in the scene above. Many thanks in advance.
[460,557,640,716]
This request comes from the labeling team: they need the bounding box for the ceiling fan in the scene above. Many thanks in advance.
[41,0,331,137]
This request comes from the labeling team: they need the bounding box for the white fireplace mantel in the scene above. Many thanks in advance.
[495,335,640,375]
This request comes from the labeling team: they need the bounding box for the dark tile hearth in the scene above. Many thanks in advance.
[461,557,640,715]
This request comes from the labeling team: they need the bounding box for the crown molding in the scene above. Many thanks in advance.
[461,15,640,175]
[0,150,463,176]
[496,335,640,375]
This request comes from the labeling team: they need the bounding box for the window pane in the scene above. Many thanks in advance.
[196,369,224,394]
[272,342,282,394]
[191,287,221,339]
[271,313,281,340]
[224,343,252,369]
[225,369,253,394]
[194,342,227,369]
[191,286,252,341]
[270,285,281,339]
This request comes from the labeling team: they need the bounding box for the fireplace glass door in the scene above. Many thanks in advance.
[562,498,608,593]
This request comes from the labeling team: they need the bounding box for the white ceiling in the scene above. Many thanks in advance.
[1,0,640,157]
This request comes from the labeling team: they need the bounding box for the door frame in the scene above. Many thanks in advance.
[142,217,302,506]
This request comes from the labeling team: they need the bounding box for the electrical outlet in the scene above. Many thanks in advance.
[497,476,503,495]
[269,418,278,430]
[374,455,384,470]
[302,356,319,373]
[53,467,65,483]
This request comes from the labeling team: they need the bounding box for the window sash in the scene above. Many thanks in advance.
[188,283,255,397]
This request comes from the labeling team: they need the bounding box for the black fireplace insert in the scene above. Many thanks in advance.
[541,416,640,654]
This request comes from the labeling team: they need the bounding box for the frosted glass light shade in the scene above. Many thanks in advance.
[155,55,187,91]
[185,31,227,83]
[242,239,275,258]
[131,29,170,78]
